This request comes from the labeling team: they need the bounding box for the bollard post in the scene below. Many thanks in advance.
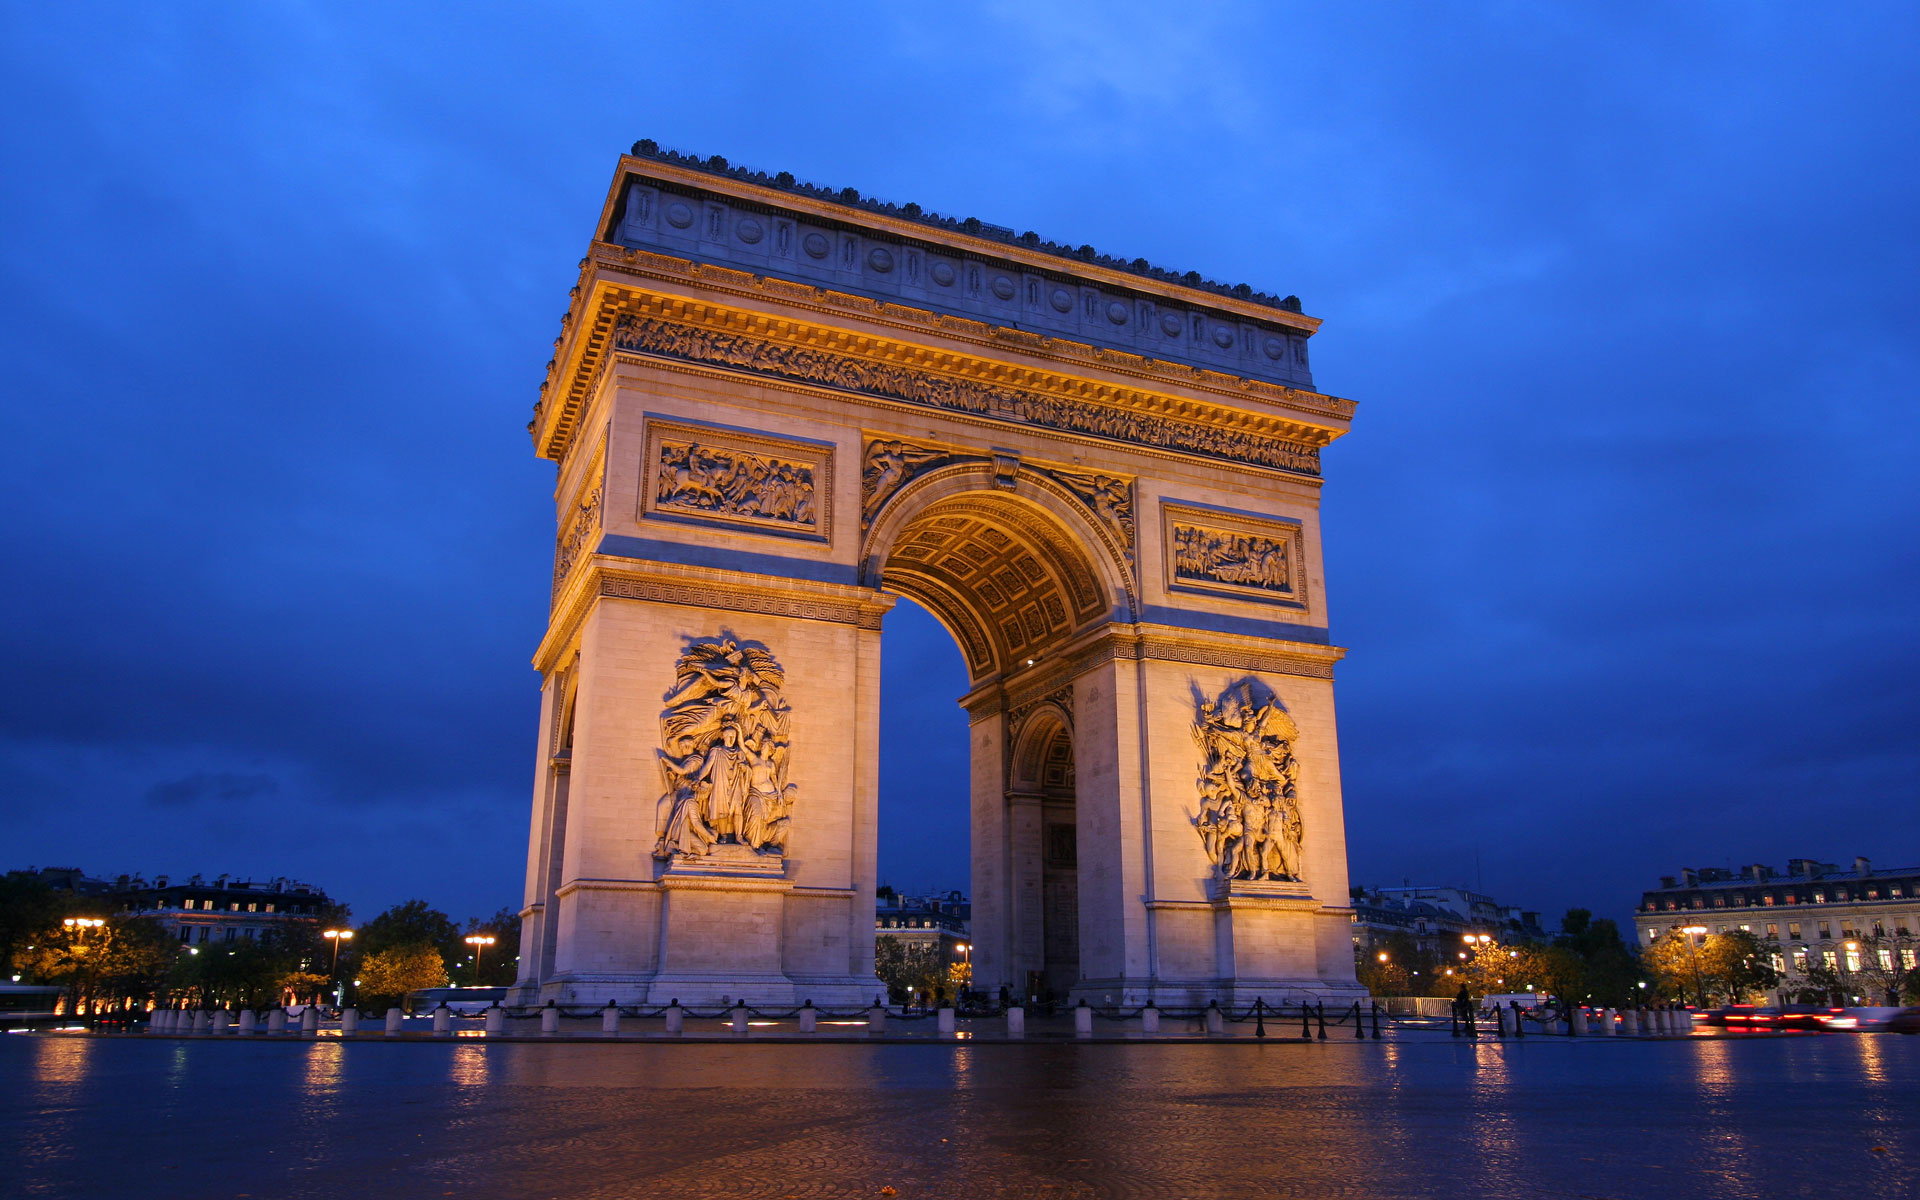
[341,1008,360,1036]
[267,1008,287,1035]
[868,1000,887,1035]
[665,1001,684,1036]
[1316,1002,1328,1041]
[1451,1006,1460,1038]
[1371,1002,1383,1040]
[1495,1004,1508,1037]
[1141,1006,1160,1036]
[1255,998,1267,1039]
[435,1005,454,1036]
[238,1009,257,1036]
[799,1000,816,1034]
[937,1006,956,1035]
[541,1002,560,1036]
[386,1007,405,1035]
[1511,1001,1524,1038]
[730,1003,749,1034]
[210,1009,231,1036]
[1206,1001,1226,1037]
[484,1004,505,1036]
[1353,1001,1364,1039]
[301,1006,320,1037]
[1006,1006,1026,1037]
[1602,1007,1617,1036]
[601,1002,620,1036]
[1623,1007,1639,1036]
[1300,1002,1310,1039]
[1074,1000,1093,1039]
[148,1008,167,1033]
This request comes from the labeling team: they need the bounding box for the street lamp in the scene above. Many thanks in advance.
[1681,925,1710,1010]
[63,917,104,933]
[323,929,353,976]
[1377,952,1389,963]
[465,934,496,985]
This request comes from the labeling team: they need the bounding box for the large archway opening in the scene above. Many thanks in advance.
[866,479,1127,1003]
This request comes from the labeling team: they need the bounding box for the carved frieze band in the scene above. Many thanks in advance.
[613,312,1322,477]
[644,418,831,542]
[1007,684,1074,733]
[553,441,607,599]
[1161,502,1307,610]
[599,574,884,630]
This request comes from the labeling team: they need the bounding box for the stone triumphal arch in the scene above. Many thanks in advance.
[510,147,1365,1008]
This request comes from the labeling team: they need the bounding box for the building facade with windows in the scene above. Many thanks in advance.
[110,873,335,947]
[1634,857,1920,993]
[1350,884,1546,958]
[875,888,971,964]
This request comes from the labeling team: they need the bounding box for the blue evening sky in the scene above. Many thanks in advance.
[2,3,1914,928]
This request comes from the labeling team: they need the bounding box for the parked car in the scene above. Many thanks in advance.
[405,986,507,1015]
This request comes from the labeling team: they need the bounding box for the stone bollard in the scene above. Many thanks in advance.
[1006,1007,1026,1038]
[210,1010,232,1036]
[341,1008,360,1036]
[664,1002,684,1036]
[937,1007,956,1035]
[190,1010,208,1033]
[1074,1000,1094,1039]
[1571,1008,1588,1035]
[434,1005,453,1036]
[798,1001,816,1034]
[1623,1007,1640,1035]
[1655,1007,1670,1034]
[1206,1002,1226,1036]
[484,1005,505,1036]
[1602,1007,1617,1036]
[541,1003,560,1036]
[868,1003,887,1035]
[385,1007,404,1035]
[601,1002,620,1036]
[238,1009,257,1035]
[1141,1006,1160,1036]
[301,1007,319,1036]
[1496,1005,1510,1036]
[148,1009,167,1033]
[267,1008,287,1035]
[730,1004,748,1035]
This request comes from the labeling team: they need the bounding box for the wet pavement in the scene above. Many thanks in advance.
[3,1031,1915,1199]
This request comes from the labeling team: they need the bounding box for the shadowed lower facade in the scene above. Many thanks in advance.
[509,148,1366,1008]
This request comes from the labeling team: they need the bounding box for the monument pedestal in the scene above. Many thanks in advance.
[642,848,798,1008]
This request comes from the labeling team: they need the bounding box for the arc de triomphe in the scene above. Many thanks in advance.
[510,147,1365,1008]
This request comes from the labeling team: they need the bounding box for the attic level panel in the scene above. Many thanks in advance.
[605,171,1317,393]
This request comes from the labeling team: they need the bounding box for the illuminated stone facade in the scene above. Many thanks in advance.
[510,148,1366,1007]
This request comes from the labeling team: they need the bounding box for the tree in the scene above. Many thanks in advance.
[1644,929,1778,1006]
[873,938,945,1003]
[0,871,65,974]
[1550,911,1643,1008]
[276,970,333,1007]
[358,944,448,1011]
[357,900,458,985]
[1850,933,1920,1006]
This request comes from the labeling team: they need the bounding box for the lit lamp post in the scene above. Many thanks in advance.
[323,928,353,976]
[62,919,104,1016]
[465,935,496,986]
[1681,925,1710,1010]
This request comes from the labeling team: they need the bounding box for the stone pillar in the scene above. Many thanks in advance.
[385,1007,404,1035]
[1142,1006,1160,1035]
[237,1009,257,1035]
[484,1005,505,1036]
[1074,1002,1094,1039]
[937,1007,956,1035]
[147,1009,167,1033]
[300,1007,319,1037]
[601,1002,620,1035]
[664,1002,683,1036]
[540,1004,559,1036]
[1205,1003,1225,1036]
[730,1003,749,1034]
[1602,1007,1617,1035]
[434,1006,453,1035]
[798,1002,816,1034]
[868,1003,887,1034]
[209,1010,231,1035]
[1006,1007,1025,1037]
[267,1008,287,1035]
[342,1008,360,1036]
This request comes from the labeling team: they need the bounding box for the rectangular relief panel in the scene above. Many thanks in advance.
[1161,501,1308,609]
[641,416,834,542]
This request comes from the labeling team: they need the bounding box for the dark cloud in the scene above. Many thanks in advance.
[1,4,1915,926]
[146,772,279,808]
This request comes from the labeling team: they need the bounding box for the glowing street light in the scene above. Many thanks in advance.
[323,929,353,976]
[1377,952,1389,963]
[63,917,104,933]
[465,934,497,985]
[1680,925,1710,1009]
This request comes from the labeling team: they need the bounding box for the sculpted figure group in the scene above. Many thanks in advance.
[655,440,815,526]
[1193,682,1304,881]
[1172,523,1292,594]
[654,638,796,861]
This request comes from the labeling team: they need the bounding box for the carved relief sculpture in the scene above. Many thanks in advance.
[1172,523,1290,594]
[1050,468,1135,568]
[653,638,796,861]
[861,438,953,527]
[552,483,603,594]
[643,419,831,540]
[1192,681,1303,882]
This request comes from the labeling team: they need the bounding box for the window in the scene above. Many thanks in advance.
[1878,949,1894,971]
[1763,895,1775,906]
[1717,925,1728,934]
[1868,889,1880,900]
[229,903,239,912]
[1903,949,1918,970]
[1842,922,1857,937]
[1845,948,1862,972]
[1788,923,1802,940]
[1691,897,1704,909]
[1713,896,1726,907]
[1873,920,1886,936]
[179,927,192,943]
[225,928,237,942]
[1738,924,1751,932]
[1765,924,1778,938]
[1837,888,1849,901]
[183,899,196,910]
[1791,947,1808,972]
[1814,891,1826,903]
[1733,894,1745,906]
[1822,949,1838,970]
[1893,886,1905,898]
[196,926,209,943]
[1771,954,1785,972]
[247,902,257,912]
[265,903,275,913]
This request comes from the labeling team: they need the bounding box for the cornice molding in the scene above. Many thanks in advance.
[535,255,1354,463]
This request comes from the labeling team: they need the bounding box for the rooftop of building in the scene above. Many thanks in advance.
[624,140,1304,314]
[1645,857,1918,893]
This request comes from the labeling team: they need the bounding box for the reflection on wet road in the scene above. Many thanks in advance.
[2,1034,1915,1198]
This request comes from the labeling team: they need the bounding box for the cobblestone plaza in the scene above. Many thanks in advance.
[5,1033,1914,1199]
